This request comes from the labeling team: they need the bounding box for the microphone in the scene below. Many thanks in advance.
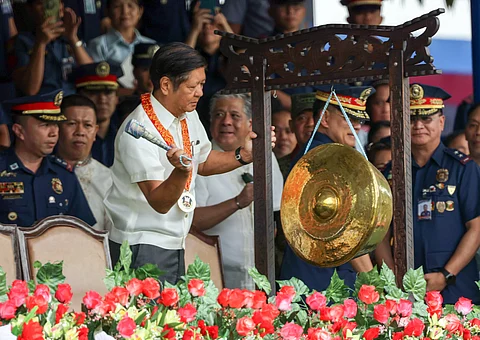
[125,119,192,167]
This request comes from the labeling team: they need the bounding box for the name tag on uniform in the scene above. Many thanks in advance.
[418,198,432,221]
[0,182,24,198]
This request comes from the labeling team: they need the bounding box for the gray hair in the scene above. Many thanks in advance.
[209,92,252,120]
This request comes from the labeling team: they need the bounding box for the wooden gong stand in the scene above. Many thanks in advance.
[216,8,444,291]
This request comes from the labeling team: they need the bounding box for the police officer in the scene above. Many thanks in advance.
[72,61,123,166]
[132,43,159,95]
[376,84,480,304]
[0,90,96,227]
[280,85,375,291]
[341,0,383,25]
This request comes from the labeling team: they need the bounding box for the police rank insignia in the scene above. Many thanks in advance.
[8,212,17,221]
[52,178,63,194]
[447,185,456,195]
[54,91,63,107]
[96,62,110,77]
[436,169,449,183]
[436,201,446,213]
[446,200,455,211]
[436,183,445,190]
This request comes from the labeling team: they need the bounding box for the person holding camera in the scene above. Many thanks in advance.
[11,0,93,96]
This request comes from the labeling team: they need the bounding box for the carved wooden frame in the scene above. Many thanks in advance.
[0,224,22,281]
[217,9,444,289]
[17,215,112,281]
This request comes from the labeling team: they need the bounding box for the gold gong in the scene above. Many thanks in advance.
[281,143,393,267]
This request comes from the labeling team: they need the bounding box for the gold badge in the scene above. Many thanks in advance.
[447,185,456,195]
[446,200,454,212]
[96,62,110,77]
[54,91,63,107]
[436,201,446,213]
[96,0,101,8]
[359,88,372,101]
[148,44,160,58]
[52,178,63,194]
[436,169,449,183]
[436,183,445,190]
[8,212,17,221]
[410,84,424,100]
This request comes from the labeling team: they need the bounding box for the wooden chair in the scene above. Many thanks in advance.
[0,224,21,285]
[185,229,225,289]
[17,216,112,310]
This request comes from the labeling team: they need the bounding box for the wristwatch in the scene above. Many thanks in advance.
[235,147,249,165]
[441,268,456,286]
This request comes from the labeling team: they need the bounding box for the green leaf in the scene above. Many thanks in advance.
[325,270,350,303]
[248,267,271,295]
[476,280,480,291]
[36,261,65,291]
[385,286,409,300]
[403,267,426,302]
[33,261,42,269]
[412,301,428,318]
[135,263,164,280]
[0,267,7,302]
[186,257,210,282]
[277,277,310,301]
[379,263,396,291]
[354,266,384,293]
[119,241,132,273]
[103,268,116,291]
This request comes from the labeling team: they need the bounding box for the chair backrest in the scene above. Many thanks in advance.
[17,216,112,310]
[0,224,21,286]
[185,230,224,290]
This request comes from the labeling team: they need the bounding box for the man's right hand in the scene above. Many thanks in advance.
[37,18,64,45]
[236,183,253,209]
[167,146,193,172]
[191,2,214,33]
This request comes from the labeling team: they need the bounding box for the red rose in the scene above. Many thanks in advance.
[78,327,88,340]
[445,313,462,334]
[363,327,380,340]
[74,312,86,325]
[320,307,332,321]
[55,284,73,304]
[261,303,280,319]
[206,325,218,339]
[18,320,44,340]
[471,318,480,327]
[187,279,206,297]
[142,278,160,299]
[243,290,255,308]
[279,286,296,298]
[26,295,48,315]
[385,300,397,315]
[373,304,389,324]
[178,303,197,322]
[329,305,345,323]
[425,291,443,317]
[82,291,102,310]
[125,278,143,296]
[392,332,404,340]
[465,329,472,340]
[343,299,357,318]
[163,325,176,340]
[217,289,231,307]
[252,310,275,336]
[358,285,380,305]
[160,288,179,307]
[397,299,412,317]
[342,322,357,339]
[236,316,256,336]
[280,322,304,340]
[55,304,69,324]
[110,287,130,306]
[183,329,195,340]
[8,280,29,307]
[251,290,267,309]
[307,328,332,340]
[404,318,425,337]
[455,297,473,315]
[0,300,17,319]
[275,292,294,311]
[306,292,327,311]
[117,316,136,338]
[34,285,51,302]
[228,289,246,308]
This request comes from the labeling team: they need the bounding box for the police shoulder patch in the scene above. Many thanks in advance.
[48,155,74,172]
[444,148,472,165]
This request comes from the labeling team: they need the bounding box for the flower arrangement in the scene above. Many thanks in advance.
[1,242,480,339]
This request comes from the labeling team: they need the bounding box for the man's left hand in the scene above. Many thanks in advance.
[425,272,447,292]
[241,126,276,162]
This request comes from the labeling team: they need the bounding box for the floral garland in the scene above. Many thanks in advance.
[1,243,480,340]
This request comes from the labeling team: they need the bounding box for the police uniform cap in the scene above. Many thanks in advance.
[71,61,123,91]
[132,43,161,68]
[340,0,382,8]
[409,83,451,116]
[291,93,315,119]
[315,84,375,121]
[3,90,66,122]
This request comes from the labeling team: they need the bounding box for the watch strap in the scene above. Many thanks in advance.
[235,147,249,165]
